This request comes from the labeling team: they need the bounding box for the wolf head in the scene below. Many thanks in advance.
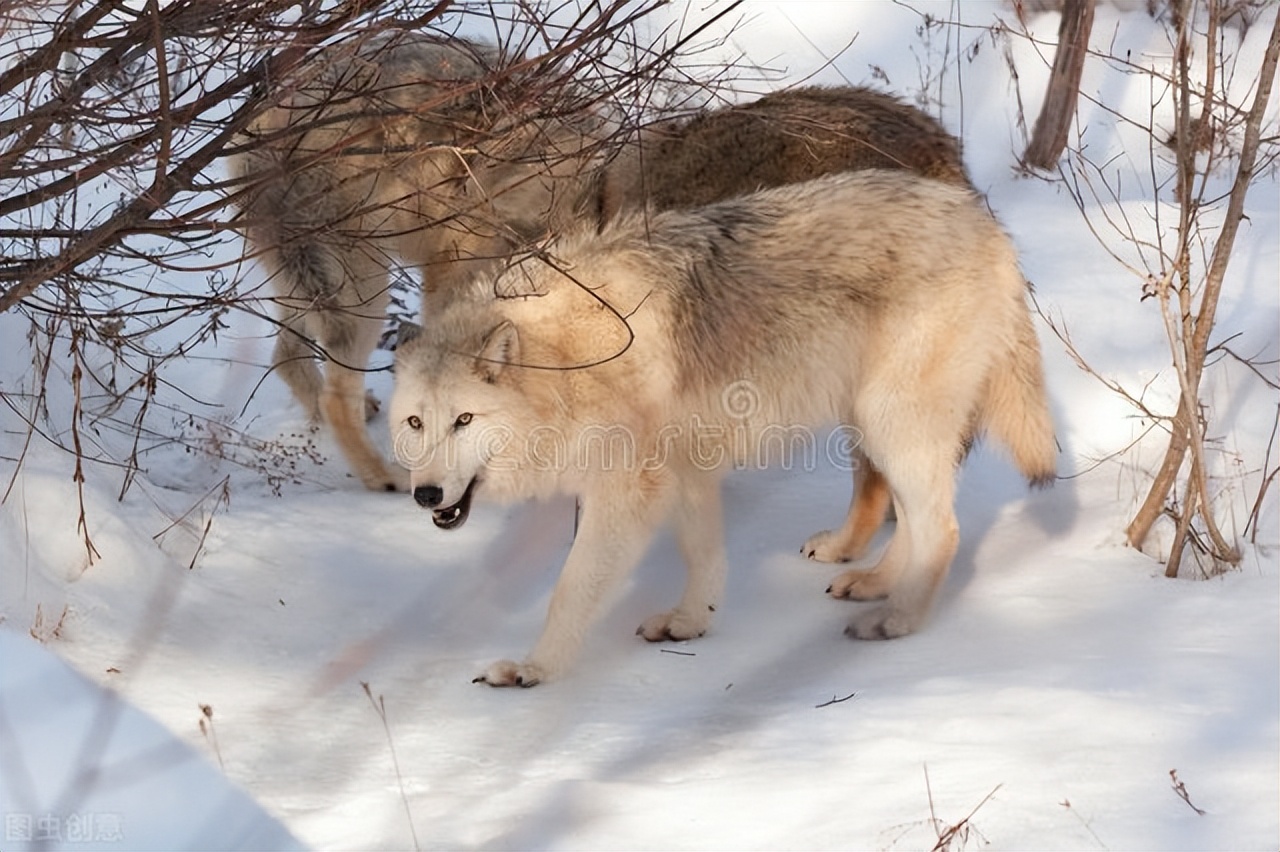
[390,318,522,530]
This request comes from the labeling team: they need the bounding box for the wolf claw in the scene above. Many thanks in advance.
[636,611,710,642]
[802,530,856,563]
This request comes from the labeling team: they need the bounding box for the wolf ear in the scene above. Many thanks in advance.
[395,321,423,350]
[476,320,519,383]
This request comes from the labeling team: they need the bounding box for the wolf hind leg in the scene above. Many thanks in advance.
[826,508,908,602]
[317,297,407,492]
[845,447,960,640]
[637,473,727,642]
[272,312,324,422]
[264,230,404,489]
[803,449,892,563]
[313,268,406,492]
[321,361,407,492]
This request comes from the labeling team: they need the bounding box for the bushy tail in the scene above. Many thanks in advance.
[980,304,1057,487]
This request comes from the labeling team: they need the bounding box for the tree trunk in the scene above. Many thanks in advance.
[1024,0,1096,171]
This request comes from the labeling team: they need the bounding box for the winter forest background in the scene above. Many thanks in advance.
[1,1,1277,849]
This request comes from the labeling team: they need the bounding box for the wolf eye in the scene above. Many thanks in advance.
[406,415,423,431]
[454,412,473,429]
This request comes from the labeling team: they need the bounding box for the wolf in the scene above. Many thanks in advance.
[230,32,972,491]
[592,84,970,220]
[389,170,1057,687]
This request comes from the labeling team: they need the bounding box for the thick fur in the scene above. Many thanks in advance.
[390,171,1057,687]
[230,32,972,491]
[595,85,970,219]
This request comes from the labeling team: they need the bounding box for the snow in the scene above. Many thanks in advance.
[2,2,1277,850]
[0,631,303,851]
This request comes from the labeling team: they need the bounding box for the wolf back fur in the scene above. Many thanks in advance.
[230,33,973,490]
[595,85,970,219]
[390,170,1057,687]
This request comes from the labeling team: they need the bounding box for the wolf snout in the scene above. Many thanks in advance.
[413,484,444,508]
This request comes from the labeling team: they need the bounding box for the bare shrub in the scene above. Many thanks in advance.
[1027,1,1279,574]
[0,1,740,551]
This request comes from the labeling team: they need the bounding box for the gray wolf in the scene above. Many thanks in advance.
[230,31,971,491]
[389,170,1056,687]
[592,84,970,220]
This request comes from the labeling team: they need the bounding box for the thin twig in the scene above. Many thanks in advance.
[68,324,101,568]
[814,692,858,709]
[198,704,225,772]
[923,764,1001,852]
[1169,768,1206,816]
[361,682,421,852]
[1246,404,1279,544]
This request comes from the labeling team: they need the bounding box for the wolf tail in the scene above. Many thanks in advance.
[979,300,1058,488]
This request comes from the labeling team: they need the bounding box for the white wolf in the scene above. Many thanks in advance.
[391,169,1057,687]
[230,33,972,492]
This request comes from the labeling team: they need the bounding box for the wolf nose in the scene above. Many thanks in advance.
[413,485,443,508]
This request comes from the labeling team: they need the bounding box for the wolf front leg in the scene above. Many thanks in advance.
[475,475,674,687]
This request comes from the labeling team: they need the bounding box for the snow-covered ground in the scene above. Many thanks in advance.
[2,2,1277,850]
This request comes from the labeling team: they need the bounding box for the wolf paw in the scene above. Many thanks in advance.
[801,530,856,563]
[473,659,545,688]
[826,567,892,601]
[845,605,918,640]
[636,609,711,642]
[359,464,410,493]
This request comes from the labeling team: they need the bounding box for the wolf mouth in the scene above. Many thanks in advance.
[433,477,479,530]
